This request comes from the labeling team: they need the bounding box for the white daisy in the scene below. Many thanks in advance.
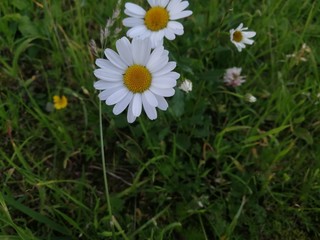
[93,37,180,123]
[223,67,246,87]
[230,23,256,52]
[123,0,192,48]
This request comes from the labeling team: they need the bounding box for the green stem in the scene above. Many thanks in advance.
[99,100,115,239]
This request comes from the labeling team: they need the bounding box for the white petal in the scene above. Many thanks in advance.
[142,97,157,120]
[94,81,123,91]
[123,17,144,27]
[98,85,124,101]
[151,79,177,88]
[146,46,164,70]
[142,90,158,107]
[149,55,168,73]
[170,10,192,20]
[124,9,145,18]
[94,69,123,82]
[164,28,176,40]
[157,71,180,80]
[127,101,137,123]
[149,86,175,97]
[155,95,168,110]
[149,31,165,48]
[236,23,244,30]
[125,3,146,16]
[113,92,133,115]
[167,0,180,12]
[147,0,156,7]
[153,61,176,77]
[132,38,151,65]
[105,49,127,70]
[132,93,142,117]
[160,0,170,7]
[167,21,184,35]
[95,59,122,74]
[116,37,133,66]
[243,31,256,38]
[105,88,129,105]
[243,38,254,45]
[169,1,189,15]
[127,25,149,38]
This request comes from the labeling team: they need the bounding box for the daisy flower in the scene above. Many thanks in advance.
[93,37,180,123]
[230,23,256,52]
[53,95,68,110]
[223,67,246,87]
[123,0,193,48]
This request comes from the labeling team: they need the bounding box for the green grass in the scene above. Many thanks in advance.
[1,0,320,239]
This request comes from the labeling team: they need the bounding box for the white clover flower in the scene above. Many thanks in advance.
[123,0,192,48]
[93,37,180,123]
[179,79,192,93]
[230,23,256,52]
[223,67,246,87]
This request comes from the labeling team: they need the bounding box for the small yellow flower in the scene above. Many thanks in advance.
[53,95,68,110]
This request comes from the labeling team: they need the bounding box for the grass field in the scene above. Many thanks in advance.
[1,0,320,239]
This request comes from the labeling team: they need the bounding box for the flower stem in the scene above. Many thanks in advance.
[99,100,115,239]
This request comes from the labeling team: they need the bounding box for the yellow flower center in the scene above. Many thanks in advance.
[123,65,152,93]
[144,7,169,31]
[233,31,243,42]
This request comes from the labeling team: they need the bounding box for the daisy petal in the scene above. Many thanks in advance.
[132,93,142,117]
[170,1,189,14]
[132,38,151,65]
[153,61,176,77]
[105,49,127,70]
[155,95,168,110]
[116,37,133,66]
[150,86,175,97]
[170,10,192,20]
[95,59,122,74]
[243,31,256,38]
[94,80,122,90]
[142,90,158,107]
[142,97,157,120]
[127,25,149,38]
[127,101,137,123]
[123,17,144,27]
[125,3,146,16]
[106,88,129,105]
[146,46,164,70]
[113,92,133,115]
[98,85,124,101]
[94,69,123,82]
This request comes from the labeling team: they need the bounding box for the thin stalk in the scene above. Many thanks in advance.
[99,100,115,239]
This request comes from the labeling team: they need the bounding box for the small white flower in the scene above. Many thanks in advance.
[93,37,180,123]
[245,93,257,103]
[179,79,192,93]
[230,23,256,52]
[123,0,192,48]
[223,67,246,87]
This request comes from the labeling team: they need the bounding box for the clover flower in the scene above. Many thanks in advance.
[93,37,180,123]
[223,67,246,87]
[123,0,192,48]
[230,23,256,52]
[53,95,68,110]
